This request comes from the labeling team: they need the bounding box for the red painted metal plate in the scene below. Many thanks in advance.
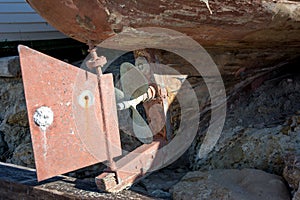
[18,45,121,181]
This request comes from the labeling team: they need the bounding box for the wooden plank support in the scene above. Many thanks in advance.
[0,162,155,200]
[0,56,20,77]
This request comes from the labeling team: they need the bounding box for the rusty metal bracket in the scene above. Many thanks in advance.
[18,45,171,193]
[95,139,167,192]
[18,45,121,181]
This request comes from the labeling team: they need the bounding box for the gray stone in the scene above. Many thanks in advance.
[0,56,20,77]
[191,125,299,175]
[190,75,300,175]
[7,110,28,127]
[150,189,171,198]
[0,131,7,156]
[2,124,31,153]
[293,184,300,200]
[172,169,290,200]
[283,154,300,191]
[0,77,32,167]
[7,143,34,168]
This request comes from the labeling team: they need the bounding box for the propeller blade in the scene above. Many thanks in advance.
[114,87,125,102]
[131,107,153,144]
[135,57,151,79]
[120,62,149,99]
[120,62,153,143]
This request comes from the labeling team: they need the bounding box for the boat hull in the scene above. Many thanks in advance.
[26,0,300,47]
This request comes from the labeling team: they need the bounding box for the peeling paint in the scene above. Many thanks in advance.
[75,15,96,31]
[200,0,213,14]
[62,0,78,10]
[274,1,300,21]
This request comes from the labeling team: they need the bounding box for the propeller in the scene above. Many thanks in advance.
[119,62,153,144]
[80,51,188,144]
[118,58,189,143]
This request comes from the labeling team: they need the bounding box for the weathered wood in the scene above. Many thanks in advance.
[0,56,20,77]
[0,162,157,200]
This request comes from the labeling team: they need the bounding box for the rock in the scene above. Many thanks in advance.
[0,56,20,77]
[0,131,7,157]
[150,189,171,199]
[191,125,299,175]
[293,184,300,200]
[172,169,290,200]
[7,110,28,127]
[7,143,34,168]
[2,124,31,153]
[190,73,300,175]
[131,166,188,198]
[0,77,32,167]
[283,154,300,191]
[225,77,300,129]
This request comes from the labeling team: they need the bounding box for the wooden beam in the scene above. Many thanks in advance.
[0,162,155,199]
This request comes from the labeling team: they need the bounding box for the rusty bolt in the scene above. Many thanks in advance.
[86,47,107,70]
[86,55,107,69]
[78,90,95,108]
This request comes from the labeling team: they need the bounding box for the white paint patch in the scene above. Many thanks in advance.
[33,106,54,131]
[42,129,48,158]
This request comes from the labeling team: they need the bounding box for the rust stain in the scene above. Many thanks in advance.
[84,94,91,136]
[84,95,90,108]
[76,15,96,31]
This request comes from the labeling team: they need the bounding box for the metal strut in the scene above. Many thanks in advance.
[86,43,117,172]
[117,86,156,110]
